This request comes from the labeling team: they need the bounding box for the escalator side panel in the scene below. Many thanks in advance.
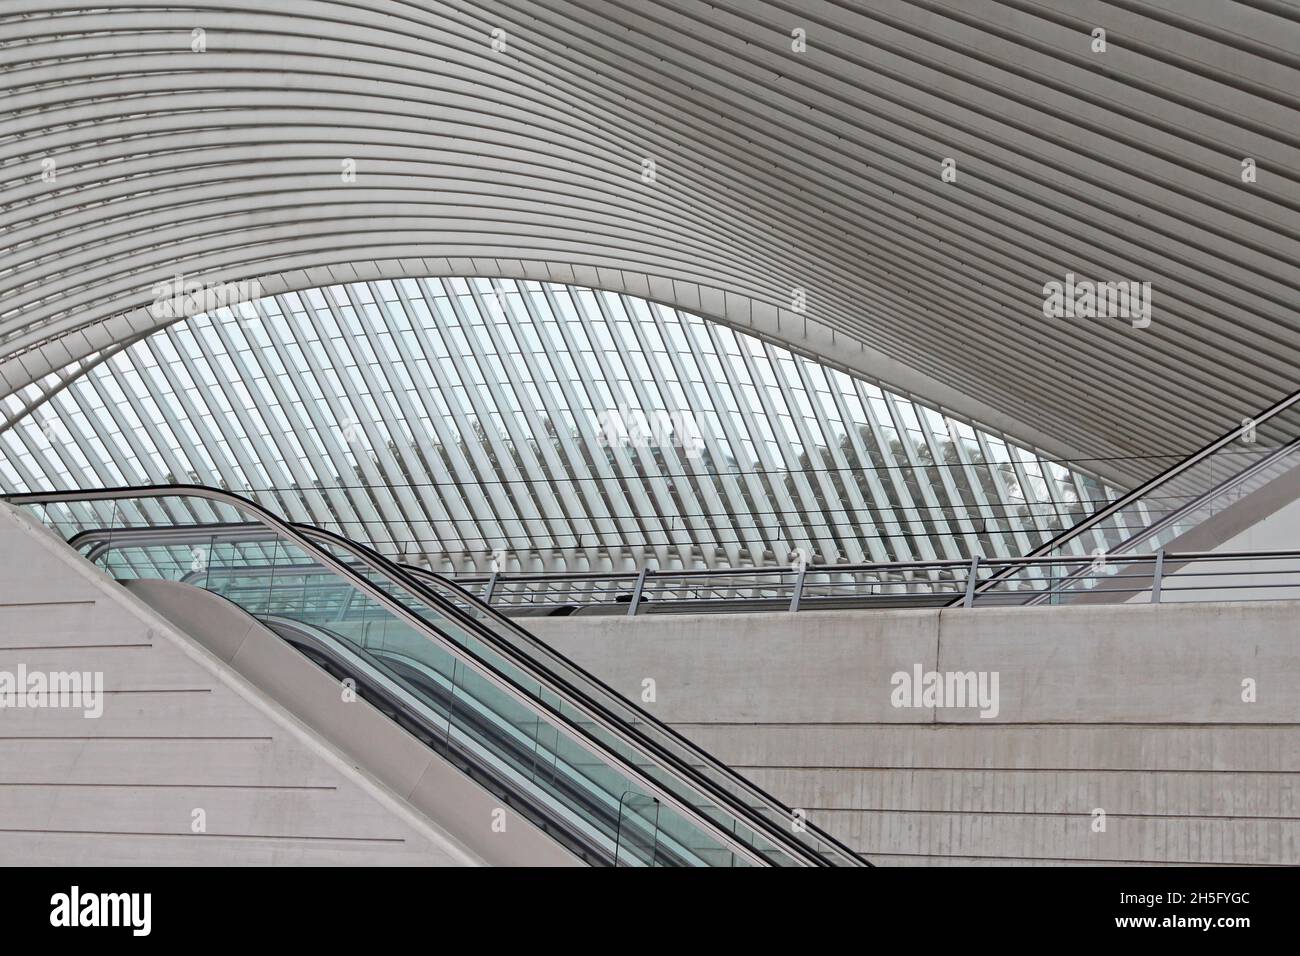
[124,578,583,867]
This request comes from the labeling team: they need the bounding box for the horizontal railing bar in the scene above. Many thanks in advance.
[1160,581,1300,591]
[1157,569,1300,579]
[59,515,1300,613]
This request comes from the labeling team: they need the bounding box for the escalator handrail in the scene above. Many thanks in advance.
[950,384,1300,606]
[6,483,851,867]
[290,522,867,868]
[265,614,622,865]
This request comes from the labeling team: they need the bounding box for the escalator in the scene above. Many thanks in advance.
[263,615,705,865]
[6,484,866,868]
[955,386,1300,605]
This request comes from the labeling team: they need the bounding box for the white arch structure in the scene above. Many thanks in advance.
[3,0,1299,490]
[1,277,1135,572]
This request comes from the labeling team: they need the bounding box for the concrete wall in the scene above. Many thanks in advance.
[0,502,565,865]
[530,603,1300,865]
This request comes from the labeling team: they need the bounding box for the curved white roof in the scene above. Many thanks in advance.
[5,1,1297,483]
[0,278,1127,571]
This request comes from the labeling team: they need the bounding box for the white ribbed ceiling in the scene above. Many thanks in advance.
[3,0,1298,485]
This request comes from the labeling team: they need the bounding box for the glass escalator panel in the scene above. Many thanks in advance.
[303,529,855,866]
[297,533,793,865]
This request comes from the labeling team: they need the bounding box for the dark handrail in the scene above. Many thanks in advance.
[951,384,1300,605]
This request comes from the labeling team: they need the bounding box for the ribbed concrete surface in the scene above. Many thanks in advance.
[531,604,1300,865]
[4,1,1299,474]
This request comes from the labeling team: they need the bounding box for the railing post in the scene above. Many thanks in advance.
[628,567,649,617]
[962,554,981,608]
[1050,553,1059,606]
[1151,549,1164,604]
[482,571,499,608]
[789,563,807,612]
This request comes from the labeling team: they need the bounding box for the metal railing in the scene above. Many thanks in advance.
[957,385,1300,605]
[432,548,1300,616]
[56,520,1300,616]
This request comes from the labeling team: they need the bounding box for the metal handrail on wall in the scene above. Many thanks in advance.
[953,385,1300,605]
[53,519,1300,615]
[431,548,1300,615]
